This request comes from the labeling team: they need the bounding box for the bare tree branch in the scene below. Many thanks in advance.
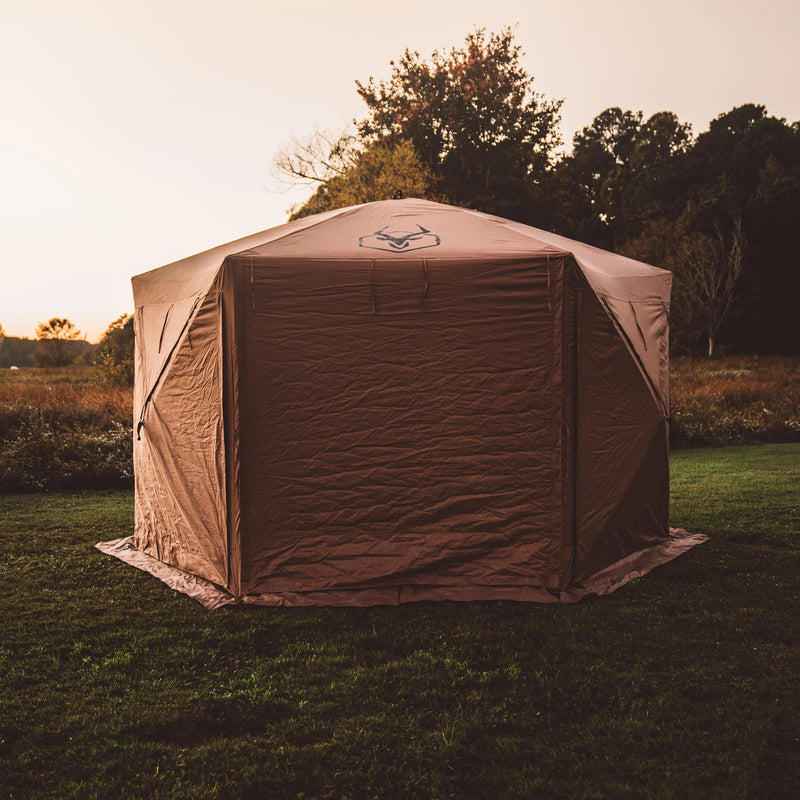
[271,128,359,188]
[675,214,745,356]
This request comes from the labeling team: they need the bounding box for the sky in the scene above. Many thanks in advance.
[2,0,799,342]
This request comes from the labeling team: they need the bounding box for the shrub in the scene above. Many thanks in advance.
[0,367,133,492]
[0,421,133,492]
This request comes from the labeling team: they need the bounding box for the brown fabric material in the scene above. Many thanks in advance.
[95,537,237,610]
[575,281,669,582]
[234,254,567,596]
[133,283,228,585]
[220,262,243,596]
[96,527,707,609]
[114,198,703,607]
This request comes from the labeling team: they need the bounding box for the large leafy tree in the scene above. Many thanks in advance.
[354,27,563,220]
[278,28,563,223]
[559,107,692,248]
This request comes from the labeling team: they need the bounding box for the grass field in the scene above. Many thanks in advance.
[1,443,798,799]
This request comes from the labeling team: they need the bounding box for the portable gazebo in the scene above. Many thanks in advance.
[98,198,705,607]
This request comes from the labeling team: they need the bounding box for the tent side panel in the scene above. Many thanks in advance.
[234,255,566,598]
[133,283,229,587]
[574,281,669,583]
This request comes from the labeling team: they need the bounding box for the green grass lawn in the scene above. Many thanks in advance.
[1,444,799,799]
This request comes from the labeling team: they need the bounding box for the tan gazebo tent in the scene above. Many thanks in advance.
[98,199,705,608]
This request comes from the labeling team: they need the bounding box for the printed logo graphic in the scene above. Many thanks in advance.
[358,224,441,252]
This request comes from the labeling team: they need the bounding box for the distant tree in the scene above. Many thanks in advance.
[629,111,694,171]
[561,107,642,245]
[95,314,134,385]
[0,336,36,368]
[621,212,745,356]
[355,27,563,220]
[34,317,84,367]
[570,108,642,189]
[674,215,746,358]
[622,111,694,232]
[0,323,4,364]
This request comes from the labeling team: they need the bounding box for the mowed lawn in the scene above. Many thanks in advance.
[1,444,799,799]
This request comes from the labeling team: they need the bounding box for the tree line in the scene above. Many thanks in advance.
[0,316,133,383]
[276,28,800,357]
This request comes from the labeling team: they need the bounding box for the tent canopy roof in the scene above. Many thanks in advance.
[132,198,672,410]
[132,198,671,307]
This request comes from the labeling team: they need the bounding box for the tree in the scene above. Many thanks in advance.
[34,317,84,367]
[621,213,745,356]
[670,105,800,353]
[674,215,745,357]
[355,27,563,220]
[622,112,693,232]
[273,127,359,189]
[275,28,562,223]
[0,323,4,364]
[285,138,439,220]
[95,314,134,385]
[563,107,642,244]
[629,112,693,171]
[561,108,693,247]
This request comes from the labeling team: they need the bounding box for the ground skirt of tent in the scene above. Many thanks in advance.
[96,529,707,610]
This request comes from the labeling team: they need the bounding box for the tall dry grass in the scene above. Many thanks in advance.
[0,367,133,492]
[670,356,800,447]
[0,367,132,438]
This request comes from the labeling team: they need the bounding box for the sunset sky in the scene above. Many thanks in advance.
[2,0,798,341]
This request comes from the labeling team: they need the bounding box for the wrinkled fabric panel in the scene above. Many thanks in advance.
[134,286,228,587]
[558,258,578,589]
[575,283,669,582]
[134,296,201,417]
[219,261,243,596]
[598,295,670,415]
[234,255,565,596]
[482,208,671,400]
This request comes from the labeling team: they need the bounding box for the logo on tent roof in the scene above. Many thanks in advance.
[358,224,441,253]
